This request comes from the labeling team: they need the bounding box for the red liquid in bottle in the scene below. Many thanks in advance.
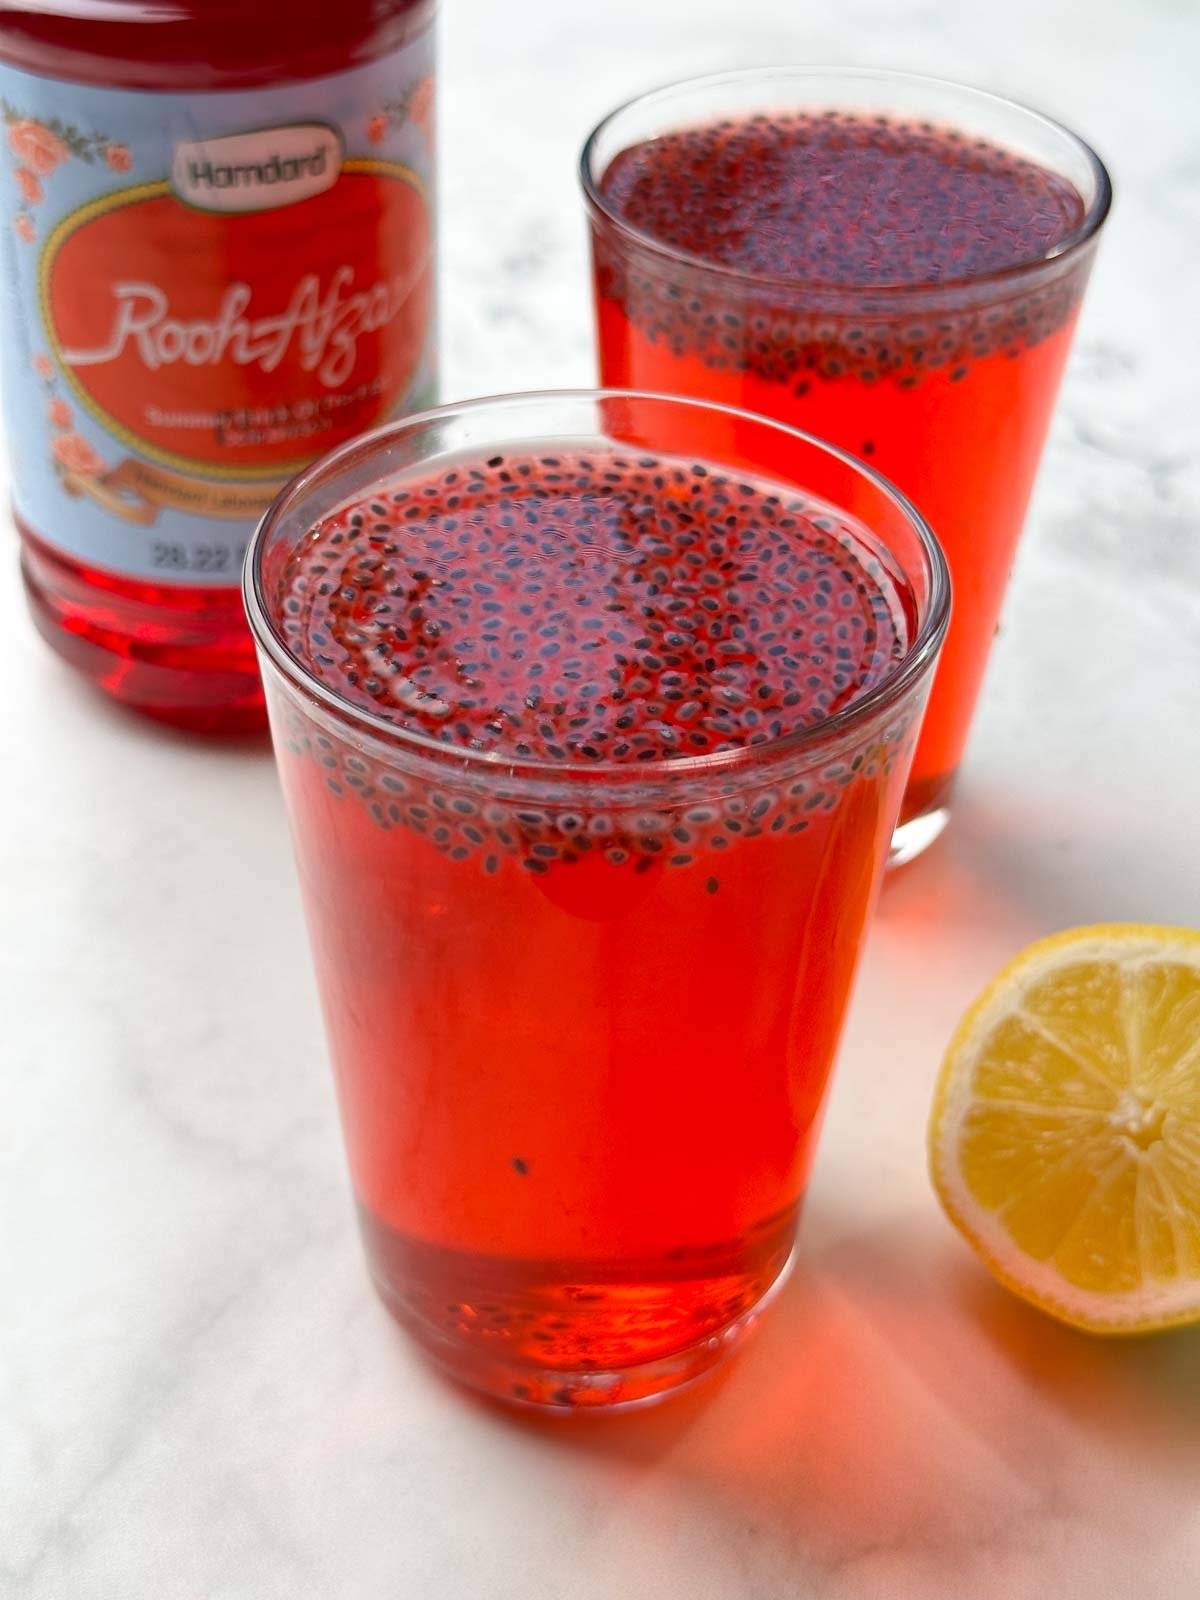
[0,0,437,731]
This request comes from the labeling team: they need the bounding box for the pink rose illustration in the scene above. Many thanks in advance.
[367,113,389,145]
[32,353,54,381]
[104,143,132,173]
[15,167,43,205]
[48,398,73,430]
[53,432,106,478]
[8,119,69,178]
[14,214,36,243]
[410,77,435,139]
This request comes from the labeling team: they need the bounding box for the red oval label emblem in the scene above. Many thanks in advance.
[42,161,432,480]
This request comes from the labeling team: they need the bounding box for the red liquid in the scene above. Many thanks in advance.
[1,0,433,733]
[265,445,925,1404]
[592,112,1096,823]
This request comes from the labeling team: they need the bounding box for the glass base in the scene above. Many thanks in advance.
[890,769,956,867]
[889,802,951,867]
[364,1211,798,1412]
[383,1247,796,1412]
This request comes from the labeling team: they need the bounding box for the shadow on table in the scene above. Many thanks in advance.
[479,1217,1200,1575]
[883,775,1200,934]
[94,697,275,758]
[35,647,276,758]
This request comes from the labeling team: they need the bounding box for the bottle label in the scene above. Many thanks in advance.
[0,33,435,585]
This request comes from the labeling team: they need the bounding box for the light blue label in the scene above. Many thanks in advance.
[0,32,436,584]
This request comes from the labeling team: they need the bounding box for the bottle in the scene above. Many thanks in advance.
[0,0,437,731]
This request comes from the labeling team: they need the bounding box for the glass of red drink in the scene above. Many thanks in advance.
[582,69,1111,859]
[244,390,949,1409]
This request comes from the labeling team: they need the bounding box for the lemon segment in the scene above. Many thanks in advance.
[929,925,1200,1333]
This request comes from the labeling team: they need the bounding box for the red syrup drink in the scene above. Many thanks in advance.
[584,70,1110,856]
[246,393,949,1408]
[0,0,436,730]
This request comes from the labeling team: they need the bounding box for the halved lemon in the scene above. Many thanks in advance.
[929,924,1200,1333]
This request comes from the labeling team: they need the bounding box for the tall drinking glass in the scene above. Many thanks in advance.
[244,390,949,1408]
[582,69,1111,860]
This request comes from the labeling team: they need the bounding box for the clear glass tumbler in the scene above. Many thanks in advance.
[244,390,949,1408]
[582,68,1111,860]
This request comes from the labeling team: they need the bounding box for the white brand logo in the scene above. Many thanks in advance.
[172,124,342,213]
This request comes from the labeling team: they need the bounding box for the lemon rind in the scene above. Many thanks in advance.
[929,924,1200,1335]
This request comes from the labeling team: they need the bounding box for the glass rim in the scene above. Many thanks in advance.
[243,387,951,784]
[579,65,1113,300]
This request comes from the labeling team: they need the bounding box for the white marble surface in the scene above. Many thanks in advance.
[3,1,1199,1595]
